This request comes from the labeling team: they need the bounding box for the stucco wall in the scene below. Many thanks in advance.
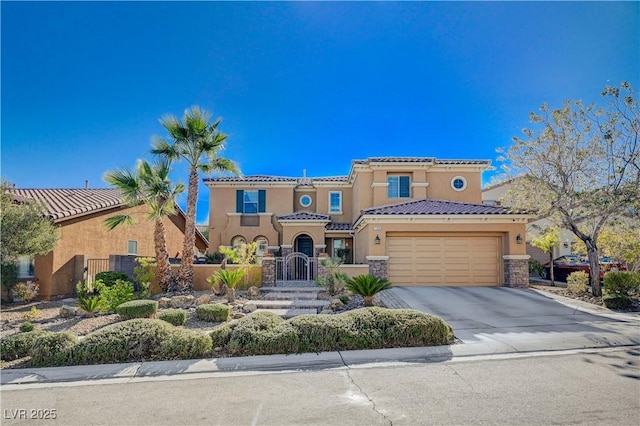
[426,171,483,203]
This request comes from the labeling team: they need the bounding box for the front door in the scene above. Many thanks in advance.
[295,235,314,258]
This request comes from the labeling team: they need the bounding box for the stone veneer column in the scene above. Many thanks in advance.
[280,245,293,257]
[314,245,326,257]
[503,255,530,288]
[261,256,276,287]
[317,253,329,280]
[366,256,389,280]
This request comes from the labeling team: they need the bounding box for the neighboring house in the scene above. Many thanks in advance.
[482,180,575,264]
[9,188,208,299]
[205,157,531,287]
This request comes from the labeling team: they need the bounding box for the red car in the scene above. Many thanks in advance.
[542,255,626,282]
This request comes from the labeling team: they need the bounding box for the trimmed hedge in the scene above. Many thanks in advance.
[35,319,212,367]
[94,271,129,287]
[158,309,187,326]
[30,332,78,367]
[19,322,35,332]
[604,271,640,297]
[196,303,231,322]
[0,330,49,361]
[603,294,633,310]
[116,300,158,320]
[210,307,455,356]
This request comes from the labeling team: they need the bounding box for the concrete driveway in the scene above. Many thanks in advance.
[391,286,640,352]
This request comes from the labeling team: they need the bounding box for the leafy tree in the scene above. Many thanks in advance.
[152,106,240,290]
[574,221,640,272]
[219,242,257,287]
[1,181,60,298]
[103,159,184,291]
[500,82,639,296]
[529,227,560,286]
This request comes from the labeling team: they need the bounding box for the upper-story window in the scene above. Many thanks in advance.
[451,176,467,191]
[387,175,411,198]
[236,190,266,213]
[329,191,342,214]
[299,194,312,208]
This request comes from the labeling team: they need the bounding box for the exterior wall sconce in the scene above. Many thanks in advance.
[516,234,523,245]
[375,235,381,245]
[563,241,569,248]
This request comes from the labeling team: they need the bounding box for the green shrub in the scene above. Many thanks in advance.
[116,300,158,320]
[346,275,392,306]
[209,311,284,351]
[338,295,350,304]
[604,271,640,297]
[96,279,135,311]
[210,323,234,349]
[13,281,40,302]
[76,296,109,316]
[567,271,589,294]
[529,259,545,277]
[0,330,49,361]
[29,332,78,367]
[19,322,35,332]
[61,319,211,366]
[133,257,155,297]
[603,294,633,310]
[94,271,129,287]
[226,312,297,356]
[1,262,19,299]
[158,309,187,326]
[196,303,231,322]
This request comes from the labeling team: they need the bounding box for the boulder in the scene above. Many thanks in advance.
[330,299,344,310]
[195,294,211,305]
[158,297,172,308]
[247,286,260,299]
[171,295,195,308]
[59,305,78,318]
[232,312,246,319]
[242,303,257,313]
[212,282,227,296]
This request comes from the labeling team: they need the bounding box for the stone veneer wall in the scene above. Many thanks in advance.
[261,257,275,287]
[503,257,529,288]
[367,257,388,280]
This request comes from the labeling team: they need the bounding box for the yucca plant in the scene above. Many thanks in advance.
[208,269,246,303]
[76,296,108,317]
[345,274,392,307]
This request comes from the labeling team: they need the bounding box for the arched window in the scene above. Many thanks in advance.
[232,236,246,249]
[254,237,268,257]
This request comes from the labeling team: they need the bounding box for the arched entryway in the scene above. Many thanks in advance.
[294,234,314,258]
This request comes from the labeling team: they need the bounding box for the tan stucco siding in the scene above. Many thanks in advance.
[426,171,483,203]
[281,223,327,247]
[219,214,280,251]
[315,186,353,223]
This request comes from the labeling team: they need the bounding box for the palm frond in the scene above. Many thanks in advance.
[103,215,135,231]
[103,168,141,203]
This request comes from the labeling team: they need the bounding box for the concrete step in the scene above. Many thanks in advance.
[263,292,320,300]
[253,308,318,319]
[261,286,323,293]
[251,299,329,309]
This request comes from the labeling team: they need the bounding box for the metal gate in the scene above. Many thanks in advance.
[276,253,317,281]
[86,258,109,285]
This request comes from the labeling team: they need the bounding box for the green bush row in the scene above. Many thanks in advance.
[211,307,455,356]
[0,330,49,361]
[116,300,158,320]
[158,309,187,326]
[196,303,231,322]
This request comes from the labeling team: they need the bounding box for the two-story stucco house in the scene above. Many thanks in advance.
[205,157,531,287]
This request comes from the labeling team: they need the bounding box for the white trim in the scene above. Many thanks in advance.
[371,182,389,187]
[281,245,293,249]
[366,255,390,261]
[502,255,531,260]
[299,194,313,207]
[267,246,280,250]
[227,212,242,216]
[451,176,467,191]
[314,244,327,249]
[411,182,430,187]
[328,191,343,214]
[127,240,138,255]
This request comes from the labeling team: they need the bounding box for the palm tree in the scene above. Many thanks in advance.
[103,159,185,291]
[151,106,239,290]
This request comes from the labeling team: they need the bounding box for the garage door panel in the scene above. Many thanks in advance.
[387,236,501,286]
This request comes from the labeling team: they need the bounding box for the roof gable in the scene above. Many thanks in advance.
[361,198,521,215]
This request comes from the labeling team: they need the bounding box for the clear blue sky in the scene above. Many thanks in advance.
[2,1,638,223]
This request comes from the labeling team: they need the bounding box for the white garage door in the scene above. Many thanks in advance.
[387,236,501,286]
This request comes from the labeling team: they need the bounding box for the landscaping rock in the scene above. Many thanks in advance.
[232,312,246,319]
[195,294,211,305]
[158,297,172,308]
[330,299,344,310]
[212,282,227,296]
[247,286,260,299]
[243,303,257,313]
[171,295,195,308]
[320,309,332,314]
[59,305,78,318]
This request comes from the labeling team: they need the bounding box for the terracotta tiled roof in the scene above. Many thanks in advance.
[361,198,520,215]
[326,223,353,231]
[353,157,490,165]
[312,176,349,182]
[278,211,331,221]
[204,175,297,183]
[10,188,125,222]
[435,159,491,165]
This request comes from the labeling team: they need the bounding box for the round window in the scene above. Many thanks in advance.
[300,195,312,207]
[451,176,467,191]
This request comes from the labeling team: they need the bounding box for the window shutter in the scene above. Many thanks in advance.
[258,190,266,213]
[236,190,244,213]
[400,176,410,197]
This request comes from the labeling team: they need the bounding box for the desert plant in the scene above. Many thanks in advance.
[22,306,41,321]
[604,271,640,297]
[12,281,40,302]
[196,303,231,322]
[567,271,590,294]
[29,332,78,367]
[338,294,350,305]
[76,280,93,299]
[94,271,129,287]
[19,322,35,332]
[76,296,109,317]
[208,269,245,303]
[603,294,633,310]
[205,252,225,264]
[316,257,348,296]
[0,330,49,361]
[133,257,156,298]
[529,259,545,277]
[116,300,158,320]
[345,274,392,306]
[158,309,187,326]
[96,279,135,311]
